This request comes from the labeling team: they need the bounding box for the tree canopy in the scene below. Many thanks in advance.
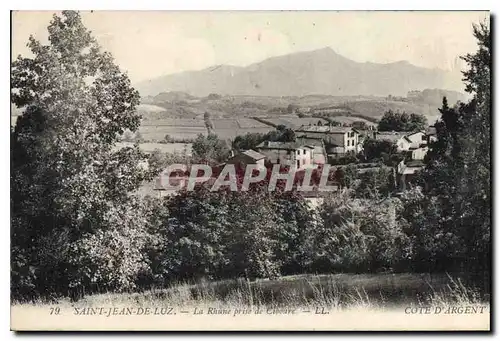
[378,110,428,132]
[11,11,156,297]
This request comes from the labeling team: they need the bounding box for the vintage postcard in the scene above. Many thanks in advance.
[10,10,491,331]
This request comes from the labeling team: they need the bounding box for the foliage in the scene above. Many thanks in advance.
[362,138,402,166]
[231,128,296,152]
[11,11,153,299]
[192,133,231,163]
[203,111,215,134]
[351,120,369,130]
[146,188,315,283]
[408,22,491,285]
[378,110,428,132]
[307,192,411,273]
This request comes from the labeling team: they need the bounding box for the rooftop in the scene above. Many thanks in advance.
[295,126,354,133]
[256,141,309,150]
[241,149,266,160]
[296,136,325,147]
[374,131,409,142]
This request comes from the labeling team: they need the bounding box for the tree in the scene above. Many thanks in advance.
[123,130,134,142]
[412,22,491,284]
[279,128,296,142]
[378,110,427,132]
[11,11,153,298]
[362,138,398,164]
[204,111,215,134]
[286,104,298,114]
[192,133,231,163]
[232,132,266,152]
[352,121,368,130]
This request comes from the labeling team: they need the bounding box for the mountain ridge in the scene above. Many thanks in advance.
[136,47,463,97]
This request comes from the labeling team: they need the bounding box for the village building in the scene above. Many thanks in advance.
[405,131,428,149]
[397,159,425,191]
[226,149,266,167]
[374,131,412,152]
[295,126,360,158]
[295,136,327,164]
[256,141,315,169]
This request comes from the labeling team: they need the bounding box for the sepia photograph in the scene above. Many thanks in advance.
[9,10,491,331]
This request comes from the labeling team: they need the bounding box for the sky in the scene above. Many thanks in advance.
[11,11,489,84]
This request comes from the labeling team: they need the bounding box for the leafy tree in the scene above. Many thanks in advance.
[352,120,368,130]
[232,132,266,152]
[307,192,410,273]
[192,133,231,163]
[354,167,395,199]
[410,22,491,284]
[123,130,134,142]
[362,138,398,164]
[378,110,427,132]
[334,164,357,189]
[11,11,153,299]
[286,104,298,114]
[408,113,428,131]
[203,111,215,134]
[279,128,296,142]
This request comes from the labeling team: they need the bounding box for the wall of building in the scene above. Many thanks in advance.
[258,147,312,169]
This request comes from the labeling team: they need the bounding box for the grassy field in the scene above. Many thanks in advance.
[13,273,486,309]
[115,142,192,155]
[257,116,329,129]
[10,273,490,330]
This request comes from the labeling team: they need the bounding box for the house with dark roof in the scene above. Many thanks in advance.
[256,141,315,169]
[374,132,412,152]
[295,126,360,157]
[226,149,267,167]
[295,136,327,164]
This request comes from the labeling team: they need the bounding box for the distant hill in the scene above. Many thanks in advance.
[407,88,466,107]
[136,47,463,97]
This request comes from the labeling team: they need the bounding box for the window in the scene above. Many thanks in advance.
[303,149,306,155]
[347,140,350,146]
[297,160,300,168]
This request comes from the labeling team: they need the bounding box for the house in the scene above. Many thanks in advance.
[295,126,360,157]
[256,141,314,169]
[226,149,266,167]
[295,136,327,165]
[405,131,428,149]
[374,132,412,152]
[397,159,425,191]
[410,146,429,160]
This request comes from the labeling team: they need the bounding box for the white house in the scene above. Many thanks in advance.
[405,131,428,149]
[256,141,314,169]
[374,132,412,152]
[295,126,360,156]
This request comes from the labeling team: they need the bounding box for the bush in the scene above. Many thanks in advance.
[306,192,411,273]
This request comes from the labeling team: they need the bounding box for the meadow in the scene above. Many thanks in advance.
[12,273,486,311]
[115,142,192,156]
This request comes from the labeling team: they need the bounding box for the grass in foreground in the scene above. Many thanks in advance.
[12,273,488,311]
